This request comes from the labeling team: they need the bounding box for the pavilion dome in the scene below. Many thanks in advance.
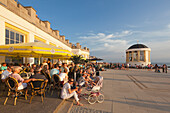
[128,44,148,50]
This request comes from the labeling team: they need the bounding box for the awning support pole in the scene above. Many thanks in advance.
[38,56,40,65]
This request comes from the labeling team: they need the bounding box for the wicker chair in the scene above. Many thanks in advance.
[29,79,47,104]
[51,74,62,97]
[4,77,27,106]
[41,70,53,92]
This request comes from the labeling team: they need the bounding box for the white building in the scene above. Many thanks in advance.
[126,44,151,67]
[0,0,89,64]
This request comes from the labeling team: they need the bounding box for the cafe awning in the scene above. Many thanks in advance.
[0,42,73,60]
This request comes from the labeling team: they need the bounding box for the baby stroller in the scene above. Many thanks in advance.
[82,76,104,104]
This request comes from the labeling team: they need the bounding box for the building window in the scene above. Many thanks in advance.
[133,51,138,61]
[34,39,45,43]
[129,52,132,61]
[5,29,9,44]
[5,28,25,44]
[5,56,23,64]
[16,33,19,43]
[140,51,144,61]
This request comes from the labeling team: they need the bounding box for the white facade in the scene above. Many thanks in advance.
[72,49,90,59]
[0,1,90,64]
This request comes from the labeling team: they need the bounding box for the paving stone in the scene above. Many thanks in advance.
[70,69,170,113]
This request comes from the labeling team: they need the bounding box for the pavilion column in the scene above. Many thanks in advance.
[131,51,134,62]
[137,51,140,62]
[148,51,151,62]
[126,52,129,63]
[144,51,146,62]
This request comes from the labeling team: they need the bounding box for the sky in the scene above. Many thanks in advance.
[19,0,170,63]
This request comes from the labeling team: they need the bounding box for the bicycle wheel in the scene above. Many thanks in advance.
[88,94,97,104]
[97,94,104,103]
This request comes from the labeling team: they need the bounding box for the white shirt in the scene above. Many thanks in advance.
[42,63,48,66]
[59,73,67,81]
[61,83,70,98]
[1,70,11,80]
[58,61,62,66]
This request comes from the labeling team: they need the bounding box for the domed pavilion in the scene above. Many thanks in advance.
[126,44,151,67]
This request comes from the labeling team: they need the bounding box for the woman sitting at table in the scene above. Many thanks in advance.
[9,66,34,90]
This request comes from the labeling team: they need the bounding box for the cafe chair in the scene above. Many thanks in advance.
[41,70,53,92]
[4,77,27,106]
[29,79,47,104]
[51,74,62,97]
[19,70,29,80]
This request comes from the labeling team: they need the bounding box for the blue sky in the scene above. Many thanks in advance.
[19,0,170,63]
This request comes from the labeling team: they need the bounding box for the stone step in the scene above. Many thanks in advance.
[54,99,73,113]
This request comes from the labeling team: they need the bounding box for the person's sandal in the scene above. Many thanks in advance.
[77,103,83,106]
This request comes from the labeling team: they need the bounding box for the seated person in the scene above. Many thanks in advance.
[41,65,50,75]
[86,74,95,85]
[30,67,48,86]
[1,63,7,71]
[29,68,35,76]
[78,71,88,87]
[9,66,34,90]
[50,64,59,77]
[1,66,12,82]
[30,67,48,80]
[61,78,83,106]
[59,68,68,84]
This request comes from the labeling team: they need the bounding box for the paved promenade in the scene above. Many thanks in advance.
[0,90,63,113]
[70,69,170,113]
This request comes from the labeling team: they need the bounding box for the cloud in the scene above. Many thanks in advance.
[167,24,170,29]
[126,24,138,28]
[122,30,130,34]
[78,31,131,61]
[76,26,170,63]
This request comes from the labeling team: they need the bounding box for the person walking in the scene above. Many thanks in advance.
[163,64,168,73]
[155,64,158,73]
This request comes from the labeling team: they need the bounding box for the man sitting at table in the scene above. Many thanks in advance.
[61,78,83,106]
[1,65,12,82]
[30,67,48,82]
[9,66,34,90]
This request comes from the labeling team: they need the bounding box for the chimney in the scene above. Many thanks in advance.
[53,30,60,39]
[65,39,69,44]
[84,47,87,50]
[43,21,51,30]
[60,35,65,41]
[76,43,80,49]
[69,43,72,47]
[24,6,37,24]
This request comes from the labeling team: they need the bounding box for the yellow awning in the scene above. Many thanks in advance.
[0,42,73,59]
